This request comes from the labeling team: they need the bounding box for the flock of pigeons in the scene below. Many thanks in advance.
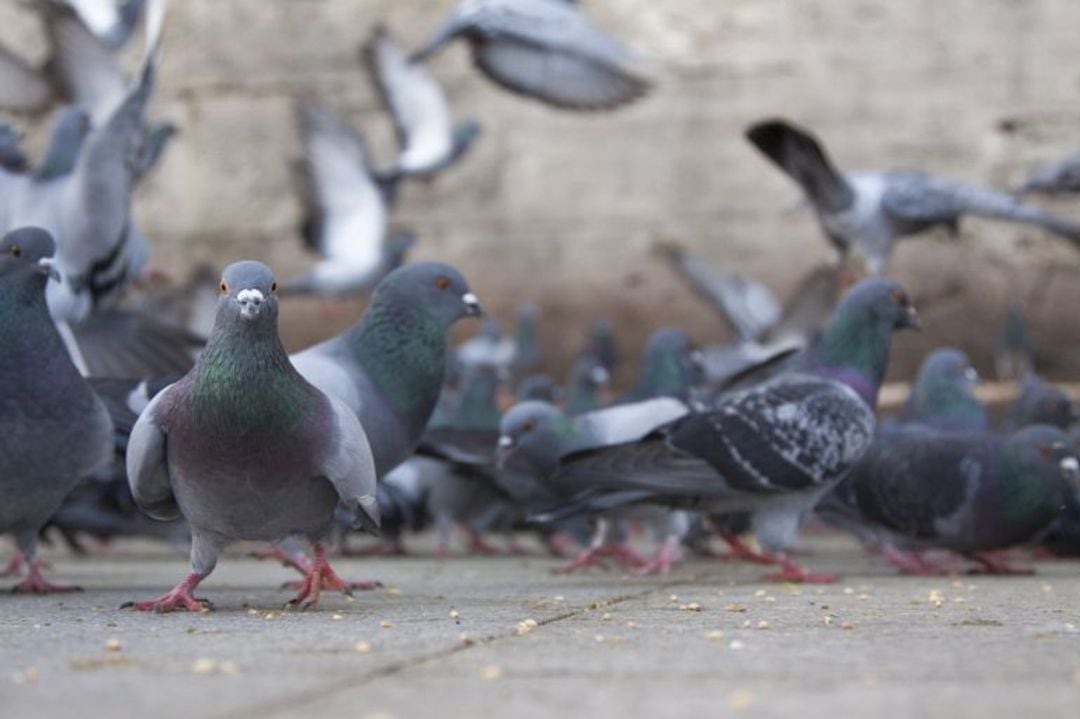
[2,0,1080,612]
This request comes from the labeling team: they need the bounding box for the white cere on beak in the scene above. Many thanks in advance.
[462,292,482,315]
[1059,456,1079,479]
[237,288,265,320]
[498,435,514,449]
[964,367,979,384]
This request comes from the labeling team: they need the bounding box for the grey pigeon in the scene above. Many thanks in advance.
[517,373,561,403]
[284,102,412,299]
[290,261,483,477]
[0,227,113,593]
[454,303,541,379]
[901,348,989,432]
[565,355,609,414]
[65,0,146,50]
[1002,374,1076,432]
[994,304,1036,381]
[123,261,379,612]
[365,25,481,180]
[1018,151,1080,196]
[581,317,618,374]
[619,327,702,403]
[819,424,1079,574]
[412,0,652,111]
[747,118,1080,273]
[503,278,918,582]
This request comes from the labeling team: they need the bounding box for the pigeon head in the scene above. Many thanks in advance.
[998,425,1078,533]
[498,401,568,477]
[517,374,561,403]
[373,261,482,327]
[905,348,987,431]
[0,227,59,286]
[1007,376,1076,430]
[809,278,918,407]
[215,261,279,329]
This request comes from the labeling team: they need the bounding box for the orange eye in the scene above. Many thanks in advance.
[9,245,21,258]
[521,420,535,433]
[435,277,451,291]
[219,281,228,294]
[1038,443,1052,458]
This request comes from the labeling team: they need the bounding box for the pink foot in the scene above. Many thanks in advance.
[720,534,776,565]
[11,560,82,594]
[603,542,650,570]
[465,530,500,556]
[122,572,209,612]
[882,546,949,576]
[968,552,1034,575]
[285,544,379,609]
[554,546,607,574]
[762,556,837,584]
[633,537,682,576]
[0,550,26,578]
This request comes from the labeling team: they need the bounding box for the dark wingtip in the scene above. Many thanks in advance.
[745,118,802,156]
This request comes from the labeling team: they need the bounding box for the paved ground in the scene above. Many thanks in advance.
[1,534,1078,719]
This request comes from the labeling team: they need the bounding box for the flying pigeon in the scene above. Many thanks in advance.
[1017,151,1080,196]
[747,118,1080,273]
[365,24,481,181]
[122,261,379,612]
[0,227,113,593]
[412,0,652,111]
[284,102,412,299]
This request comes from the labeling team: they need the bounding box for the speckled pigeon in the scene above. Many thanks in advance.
[0,227,113,593]
[747,118,1080,273]
[820,424,1079,574]
[412,0,652,111]
[365,24,481,181]
[501,278,918,582]
[122,261,379,612]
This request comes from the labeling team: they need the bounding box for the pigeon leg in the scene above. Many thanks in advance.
[250,545,313,577]
[9,532,81,594]
[762,555,837,584]
[553,546,608,574]
[881,545,948,575]
[122,572,211,612]
[603,542,650,570]
[465,528,500,556]
[719,534,775,565]
[285,543,380,610]
[541,531,580,558]
[0,550,26,578]
[968,552,1034,575]
[634,535,683,576]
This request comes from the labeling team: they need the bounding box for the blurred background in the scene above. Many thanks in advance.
[4,0,1080,385]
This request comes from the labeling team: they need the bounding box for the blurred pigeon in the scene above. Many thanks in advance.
[284,102,412,299]
[581,317,618,374]
[1018,151,1080,196]
[123,261,379,612]
[820,424,1078,574]
[455,303,539,377]
[0,227,113,593]
[421,362,503,467]
[901,348,989,431]
[1041,426,1080,557]
[65,0,146,50]
[412,0,652,111]
[747,118,1080,273]
[0,121,28,172]
[994,304,1036,381]
[365,24,481,180]
[1002,374,1076,432]
[291,262,483,477]
[565,355,609,414]
[619,327,701,403]
[506,278,918,582]
[517,373,561,403]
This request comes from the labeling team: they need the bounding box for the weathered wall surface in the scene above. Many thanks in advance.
[4,0,1080,384]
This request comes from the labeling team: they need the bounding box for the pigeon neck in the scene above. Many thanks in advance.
[910,381,987,431]
[0,275,75,379]
[349,298,448,420]
[993,447,1065,537]
[808,311,893,407]
[634,350,691,401]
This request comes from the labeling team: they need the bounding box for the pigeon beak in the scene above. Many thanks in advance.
[903,305,921,331]
[462,292,484,318]
[1059,456,1080,483]
[37,256,61,282]
[498,435,515,450]
[964,367,980,385]
[237,288,265,321]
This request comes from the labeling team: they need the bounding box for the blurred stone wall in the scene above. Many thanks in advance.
[4,0,1080,385]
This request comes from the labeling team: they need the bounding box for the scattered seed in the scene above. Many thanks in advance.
[383,587,402,596]
[331,613,344,621]
[724,604,747,613]
[601,612,613,621]
[480,665,502,681]
[354,641,373,654]
[843,587,854,595]
[705,629,725,641]
[516,618,539,636]
[841,622,856,630]
[104,638,122,652]
[680,602,703,612]
[379,621,394,629]
[756,620,770,629]
[449,610,460,620]
[729,640,745,650]
[625,621,637,629]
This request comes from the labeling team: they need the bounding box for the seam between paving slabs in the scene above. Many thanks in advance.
[215,573,710,719]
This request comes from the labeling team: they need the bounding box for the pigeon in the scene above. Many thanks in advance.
[65,0,145,50]
[412,0,652,111]
[565,355,609,415]
[122,261,380,612]
[365,24,481,180]
[0,227,113,593]
[994,304,1036,381]
[1017,151,1080,196]
[820,424,1079,574]
[502,278,918,582]
[0,121,28,172]
[1002,374,1076,432]
[581,317,618,374]
[454,304,539,378]
[900,348,989,432]
[517,373,561,403]
[619,327,701,403]
[284,102,410,299]
[290,261,483,477]
[746,118,1080,273]
[1040,425,1080,558]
